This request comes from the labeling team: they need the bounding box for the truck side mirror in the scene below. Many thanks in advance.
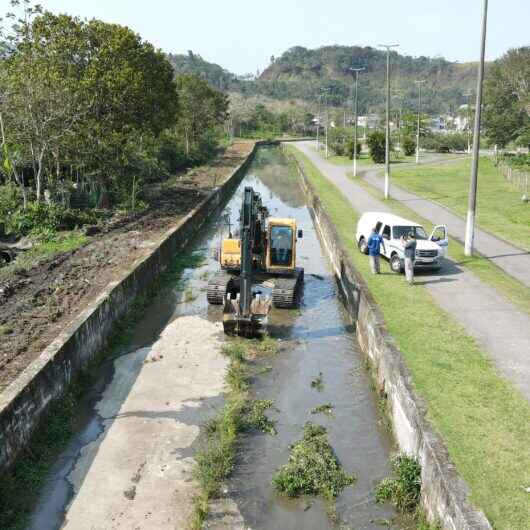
[297,229,303,239]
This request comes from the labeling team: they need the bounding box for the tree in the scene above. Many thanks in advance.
[402,136,416,156]
[175,74,228,160]
[483,47,530,149]
[367,131,387,163]
[0,3,179,205]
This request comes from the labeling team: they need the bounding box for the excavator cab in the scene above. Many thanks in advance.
[267,219,300,271]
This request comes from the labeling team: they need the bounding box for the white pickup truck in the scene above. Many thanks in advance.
[356,212,448,273]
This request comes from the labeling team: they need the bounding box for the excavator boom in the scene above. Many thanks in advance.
[222,187,271,337]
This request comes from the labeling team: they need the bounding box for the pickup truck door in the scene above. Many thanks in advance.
[381,224,392,258]
[429,225,448,257]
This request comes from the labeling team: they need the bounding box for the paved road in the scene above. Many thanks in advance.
[360,163,530,288]
[293,141,530,403]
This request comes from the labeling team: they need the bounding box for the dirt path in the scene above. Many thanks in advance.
[292,141,530,404]
[0,141,254,392]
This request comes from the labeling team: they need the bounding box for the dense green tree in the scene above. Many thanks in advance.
[175,74,228,161]
[483,47,530,149]
[402,136,416,156]
[367,131,388,163]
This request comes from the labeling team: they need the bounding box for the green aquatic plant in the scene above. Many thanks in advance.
[272,422,355,500]
[375,454,422,513]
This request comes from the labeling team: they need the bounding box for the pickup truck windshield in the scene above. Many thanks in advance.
[393,226,428,240]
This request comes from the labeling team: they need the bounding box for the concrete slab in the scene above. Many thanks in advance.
[61,315,227,530]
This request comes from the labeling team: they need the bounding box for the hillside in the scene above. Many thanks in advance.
[169,45,480,115]
[167,51,237,91]
[257,45,478,114]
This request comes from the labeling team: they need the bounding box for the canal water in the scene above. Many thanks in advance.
[29,146,397,529]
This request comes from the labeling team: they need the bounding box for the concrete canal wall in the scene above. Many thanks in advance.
[292,150,492,530]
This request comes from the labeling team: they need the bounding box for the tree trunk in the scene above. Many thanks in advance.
[35,146,46,202]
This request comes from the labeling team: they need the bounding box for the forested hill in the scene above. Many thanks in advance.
[168,45,480,115]
[167,51,237,91]
[258,45,478,114]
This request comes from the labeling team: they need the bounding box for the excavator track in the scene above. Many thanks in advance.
[272,268,304,308]
[206,272,233,305]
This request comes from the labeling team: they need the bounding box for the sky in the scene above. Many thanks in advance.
[1,0,529,74]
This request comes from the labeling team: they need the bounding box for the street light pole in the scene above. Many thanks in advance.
[349,67,365,177]
[316,94,322,151]
[415,80,426,164]
[379,44,399,198]
[463,92,472,154]
[465,0,488,257]
[324,88,331,159]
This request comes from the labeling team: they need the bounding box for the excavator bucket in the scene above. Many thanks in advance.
[223,295,271,338]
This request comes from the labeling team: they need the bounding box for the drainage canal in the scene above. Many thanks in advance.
[29,146,397,529]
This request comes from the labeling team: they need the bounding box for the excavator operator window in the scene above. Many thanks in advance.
[270,226,293,266]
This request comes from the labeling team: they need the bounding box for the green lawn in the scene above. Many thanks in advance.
[286,145,530,530]
[391,157,530,251]
[354,178,530,316]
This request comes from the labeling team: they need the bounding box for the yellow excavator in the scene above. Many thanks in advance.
[207,186,304,337]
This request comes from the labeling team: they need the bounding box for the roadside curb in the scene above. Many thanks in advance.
[0,142,259,472]
[289,148,492,530]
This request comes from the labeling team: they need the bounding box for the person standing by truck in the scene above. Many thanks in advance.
[367,226,386,274]
[402,232,417,284]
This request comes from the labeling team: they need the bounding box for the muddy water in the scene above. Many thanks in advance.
[28,146,396,529]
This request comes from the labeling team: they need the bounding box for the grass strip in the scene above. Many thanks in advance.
[391,157,530,251]
[286,145,530,530]
[189,338,278,530]
[354,176,530,316]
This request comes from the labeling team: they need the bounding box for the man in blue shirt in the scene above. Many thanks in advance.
[367,226,386,274]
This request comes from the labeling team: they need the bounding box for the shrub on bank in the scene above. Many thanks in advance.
[367,131,388,163]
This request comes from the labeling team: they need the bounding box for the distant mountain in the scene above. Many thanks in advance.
[257,45,479,115]
[168,46,480,115]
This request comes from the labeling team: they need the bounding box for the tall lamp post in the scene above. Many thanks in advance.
[349,67,365,177]
[323,87,331,159]
[415,80,426,164]
[379,44,399,198]
[465,0,488,257]
[316,93,323,150]
[463,91,473,154]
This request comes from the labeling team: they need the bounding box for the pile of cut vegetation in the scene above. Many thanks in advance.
[272,422,355,500]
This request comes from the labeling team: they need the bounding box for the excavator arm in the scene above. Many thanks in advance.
[222,187,271,337]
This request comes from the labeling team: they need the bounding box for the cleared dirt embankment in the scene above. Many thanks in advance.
[0,141,254,392]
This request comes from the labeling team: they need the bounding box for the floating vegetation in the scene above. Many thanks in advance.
[375,454,421,513]
[311,403,334,416]
[272,422,355,501]
[310,372,324,391]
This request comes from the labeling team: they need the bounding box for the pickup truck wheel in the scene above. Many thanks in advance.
[390,254,403,273]
[358,237,368,255]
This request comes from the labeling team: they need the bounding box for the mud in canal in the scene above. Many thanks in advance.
[28,146,397,530]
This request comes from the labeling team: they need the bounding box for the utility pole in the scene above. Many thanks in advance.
[349,67,365,177]
[379,44,399,198]
[316,93,322,150]
[415,80,426,164]
[323,87,331,159]
[465,0,488,257]
[463,91,473,154]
